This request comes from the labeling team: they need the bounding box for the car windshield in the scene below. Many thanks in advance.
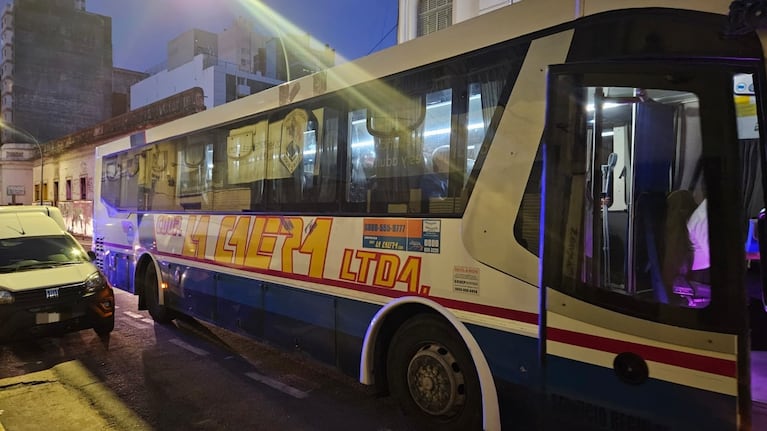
[0,235,89,273]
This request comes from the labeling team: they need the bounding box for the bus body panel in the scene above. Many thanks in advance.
[90,2,766,429]
[463,30,572,283]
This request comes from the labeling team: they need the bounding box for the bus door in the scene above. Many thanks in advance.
[539,63,755,430]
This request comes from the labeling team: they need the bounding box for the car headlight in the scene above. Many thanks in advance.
[0,289,13,305]
[84,272,108,294]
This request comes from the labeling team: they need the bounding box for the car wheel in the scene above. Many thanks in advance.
[93,314,114,337]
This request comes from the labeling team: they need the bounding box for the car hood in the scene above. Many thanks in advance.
[0,263,99,292]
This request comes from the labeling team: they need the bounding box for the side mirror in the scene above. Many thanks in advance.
[87,250,97,262]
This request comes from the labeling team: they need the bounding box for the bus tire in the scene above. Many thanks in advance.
[387,314,482,431]
[145,264,174,324]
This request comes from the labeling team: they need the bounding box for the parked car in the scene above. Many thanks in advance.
[0,209,114,341]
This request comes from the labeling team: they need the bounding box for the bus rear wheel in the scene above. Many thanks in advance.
[145,264,174,324]
[387,314,482,431]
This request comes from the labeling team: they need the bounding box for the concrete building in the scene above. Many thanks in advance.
[131,20,336,110]
[112,68,148,116]
[218,16,269,75]
[398,0,521,43]
[0,0,151,208]
[1,0,113,143]
[167,28,218,71]
[130,23,282,111]
[130,54,281,111]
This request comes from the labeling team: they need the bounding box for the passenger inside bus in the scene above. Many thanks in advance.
[687,198,710,283]
[421,145,450,200]
[660,190,710,306]
[661,190,698,288]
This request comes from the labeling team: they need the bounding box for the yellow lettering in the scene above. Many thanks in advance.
[229,217,251,266]
[373,253,399,288]
[398,256,422,293]
[339,249,356,281]
[182,215,209,259]
[214,216,250,266]
[280,217,303,274]
[244,217,271,269]
[299,218,332,278]
[214,216,236,263]
[355,250,377,283]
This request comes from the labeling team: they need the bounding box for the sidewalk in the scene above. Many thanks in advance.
[0,360,149,431]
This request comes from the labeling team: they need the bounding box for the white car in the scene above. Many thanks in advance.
[0,210,114,340]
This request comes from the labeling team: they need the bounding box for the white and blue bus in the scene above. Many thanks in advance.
[93,1,767,429]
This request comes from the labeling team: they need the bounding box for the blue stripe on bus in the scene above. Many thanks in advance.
[162,267,734,430]
[169,268,381,376]
[467,323,735,430]
[544,354,734,431]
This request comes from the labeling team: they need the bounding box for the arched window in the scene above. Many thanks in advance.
[417,0,452,36]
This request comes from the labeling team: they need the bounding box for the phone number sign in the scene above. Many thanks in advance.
[362,218,441,253]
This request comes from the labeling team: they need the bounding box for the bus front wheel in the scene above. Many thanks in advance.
[144,264,174,324]
[387,314,482,431]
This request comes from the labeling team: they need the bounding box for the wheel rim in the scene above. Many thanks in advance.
[406,342,466,417]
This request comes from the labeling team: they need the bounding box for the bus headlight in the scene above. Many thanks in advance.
[0,289,13,305]
[84,272,108,294]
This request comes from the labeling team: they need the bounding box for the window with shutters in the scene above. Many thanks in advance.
[417,0,452,36]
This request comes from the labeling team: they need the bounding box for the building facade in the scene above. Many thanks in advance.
[218,16,269,75]
[1,0,113,142]
[398,0,520,43]
[112,68,148,116]
[131,21,336,110]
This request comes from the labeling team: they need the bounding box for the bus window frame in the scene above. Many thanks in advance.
[542,61,752,333]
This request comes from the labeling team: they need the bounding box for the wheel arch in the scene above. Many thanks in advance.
[359,296,501,431]
[134,252,162,309]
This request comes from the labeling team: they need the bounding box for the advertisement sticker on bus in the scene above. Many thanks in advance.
[362,218,441,253]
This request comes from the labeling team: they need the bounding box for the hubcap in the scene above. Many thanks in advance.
[406,343,465,417]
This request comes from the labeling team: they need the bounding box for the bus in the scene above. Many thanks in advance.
[92,1,767,429]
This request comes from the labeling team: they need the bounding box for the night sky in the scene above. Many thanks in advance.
[2,0,399,71]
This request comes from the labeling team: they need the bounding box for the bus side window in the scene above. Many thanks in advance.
[266,112,305,206]
[366,92,428,214]
[312,107,340,204]
[347,108,374,206]
[223,121,267,211]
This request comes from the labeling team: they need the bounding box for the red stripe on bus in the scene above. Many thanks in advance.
[548,327,737,378]
[149,249,542,325]
[122,249,735,379]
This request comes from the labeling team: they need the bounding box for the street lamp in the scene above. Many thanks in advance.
[0,120,43,205]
